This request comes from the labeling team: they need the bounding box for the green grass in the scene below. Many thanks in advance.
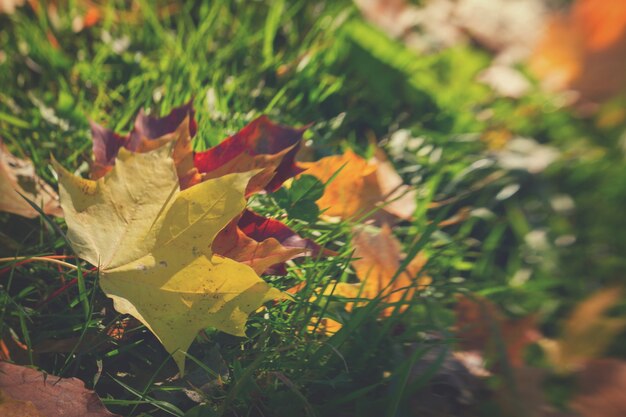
[2,1,626,416]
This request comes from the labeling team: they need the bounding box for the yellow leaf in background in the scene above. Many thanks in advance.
[54,146,284,374]
[540,287,626,373]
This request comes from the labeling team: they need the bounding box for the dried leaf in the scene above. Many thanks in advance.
[54,145,284,373]
[540,287,626,372]
[0,0,25,14]
[212,213,303,275]
[0,139,62,218]
[307,316,344,336]
[373,149,418,220]
[239,209,331,258]
[572,359,626,417]
[0,362,119,417]
[530,0,626,102]
[212,209,333,276]
[90,101,197,181]
[454,295,541,367]
[351,225,430,316]
[89,106,323,276]
[302,149,416,222]
[194,116,306,194]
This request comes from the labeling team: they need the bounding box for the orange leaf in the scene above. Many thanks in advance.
[530,0,626,102]
[212,213,303,275]
[213,209,332,275]
[302,149,415,222]
[572,0,626,51]
[351,225,430,316]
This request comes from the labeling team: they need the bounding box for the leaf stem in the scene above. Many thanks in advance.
[0,256,78,271]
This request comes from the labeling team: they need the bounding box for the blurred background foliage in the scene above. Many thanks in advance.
[1,0,626,416]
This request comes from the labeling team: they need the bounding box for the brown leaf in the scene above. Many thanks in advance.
[351,224,430,316]
[0,140,62,218]
[0,391,41,417]
[302,149,416,222]
[540,287,626,372]
[454,295,541,367]
[90,101,198,182]
[572,359,626,417]
[0,362,119,417]
[372,149,418,221]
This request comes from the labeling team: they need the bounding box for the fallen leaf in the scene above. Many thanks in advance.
[307,316,344,336]
[54,145,284,373]
[540,287,626,372]
[572,359,626,417]
[90,100,196,181]
[295,224,446,335]
[89,105,325,276]
[0,0,25,14]
[351,225,430,316]
[0,361,119,417]
[238,209,332,260]
[301,149,416,222]
[212,208,334,276]
[373,149,418,220]
[194,116,306,194]
[454,295,541,367]
[212,212,303,275]
[131,100,197,145]
[355,0,546,63]
[530,0,626,103]
[571,0,626,52]
[0,139,62,218]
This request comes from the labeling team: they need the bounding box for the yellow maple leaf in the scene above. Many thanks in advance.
[53,145,284,374]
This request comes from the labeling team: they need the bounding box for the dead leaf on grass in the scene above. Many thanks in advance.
[0,139,62,218]
[0,361,119,417]
[54,145,285,373]
[301,149,416,222]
